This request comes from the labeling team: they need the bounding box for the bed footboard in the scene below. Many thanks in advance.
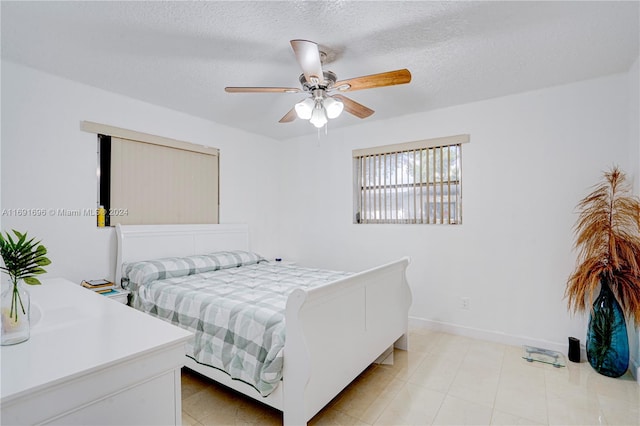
[282,257,411,425]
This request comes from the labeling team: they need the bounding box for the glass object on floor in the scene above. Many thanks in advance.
[522,345,566,368]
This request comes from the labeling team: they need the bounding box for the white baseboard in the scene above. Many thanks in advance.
[409,317,589,364]
[632,355,640,385]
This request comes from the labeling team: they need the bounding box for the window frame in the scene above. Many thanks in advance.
[82,121,219,226]
[353,134,469,225]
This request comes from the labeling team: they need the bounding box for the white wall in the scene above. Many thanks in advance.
[628,56,640,382]
[1,61,283,284]
[279,72,632,353]
[631,57,640,193]
[2,59,638,370]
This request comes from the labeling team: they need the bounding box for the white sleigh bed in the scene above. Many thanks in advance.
[115,224,411,425]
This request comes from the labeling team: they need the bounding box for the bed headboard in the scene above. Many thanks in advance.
[115,224,250,287]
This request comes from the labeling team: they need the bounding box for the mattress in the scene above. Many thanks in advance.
[123,254,351,396]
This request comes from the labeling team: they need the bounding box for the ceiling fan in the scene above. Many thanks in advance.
[225,39,412,128]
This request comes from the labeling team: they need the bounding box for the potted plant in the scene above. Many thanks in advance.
[0,230,50,345]
[566,166,640,377]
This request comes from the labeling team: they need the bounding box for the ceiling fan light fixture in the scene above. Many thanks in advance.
[294,98,314,119]
[310,103,328,128]
[323,96,344,119]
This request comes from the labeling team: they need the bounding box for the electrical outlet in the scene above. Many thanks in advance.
[461,297,470,310]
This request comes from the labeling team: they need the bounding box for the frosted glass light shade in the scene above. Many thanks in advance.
[323,96,344,119]
[294,98,314,119]
[310,105,328,128]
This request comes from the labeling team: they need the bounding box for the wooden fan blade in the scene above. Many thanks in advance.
[279,108,297,123]
[290,39,324,85]
[332,94,374,119]
[333,69,411,92]
[225,87,301,93]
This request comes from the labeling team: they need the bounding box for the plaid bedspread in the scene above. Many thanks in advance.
[130,262,351,396]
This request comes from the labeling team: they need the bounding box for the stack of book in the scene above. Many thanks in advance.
[81,279,115,294]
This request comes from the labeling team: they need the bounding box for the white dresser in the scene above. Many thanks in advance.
[0,278,192,425]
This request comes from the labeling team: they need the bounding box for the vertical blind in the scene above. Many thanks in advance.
[110,137,219,225]
[81,121,219,226]
[353,134,468,225]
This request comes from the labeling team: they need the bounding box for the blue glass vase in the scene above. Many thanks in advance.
[586,280,629,378]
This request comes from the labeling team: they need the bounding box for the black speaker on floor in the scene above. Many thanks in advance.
[568,337,580,363]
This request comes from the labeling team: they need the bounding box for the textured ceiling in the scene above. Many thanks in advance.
[2,1,639,141]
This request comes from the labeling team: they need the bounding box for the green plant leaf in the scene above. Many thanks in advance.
[26,267,47,275]
[35,257,51,266]
[0,230,50,286]
[23,276,41,285]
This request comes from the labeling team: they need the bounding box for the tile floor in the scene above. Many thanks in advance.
[181,328,639,425]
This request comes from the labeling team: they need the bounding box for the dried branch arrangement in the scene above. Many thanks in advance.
[566,166,640,324]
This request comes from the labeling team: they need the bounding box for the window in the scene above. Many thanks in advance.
[83,121,219,226]
[353,134,468,224]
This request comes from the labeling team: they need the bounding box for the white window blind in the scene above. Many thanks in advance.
[353,134,468,224]
[110,137,219,225]
[81,121,219,226]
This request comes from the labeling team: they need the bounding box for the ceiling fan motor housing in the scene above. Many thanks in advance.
[299,70,337,92]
